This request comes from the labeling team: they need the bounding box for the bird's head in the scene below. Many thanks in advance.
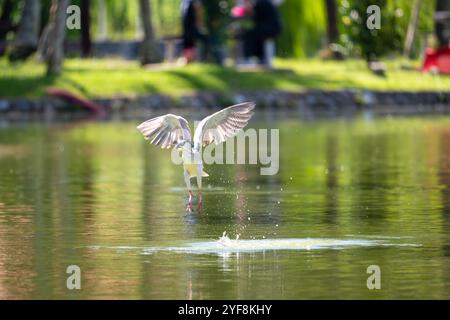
[175,140,190,151]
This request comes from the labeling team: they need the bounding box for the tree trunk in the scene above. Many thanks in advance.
[403,0,422,58]
[324,0,341,59]
[8,0,41,61]
[325,0,338,45]
[81,0,92,57]
[435,0,449,47]
[139,0,160,65]
[46,0,69,76]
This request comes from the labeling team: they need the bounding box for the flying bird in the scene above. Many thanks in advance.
[137,102,255,211]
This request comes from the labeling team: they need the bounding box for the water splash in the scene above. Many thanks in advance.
[211,232,382,253]
[88,233,420,256]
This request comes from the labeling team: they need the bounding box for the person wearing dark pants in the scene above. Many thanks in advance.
[243,0,282,64]
[181,0,208,63]
[435,0,449,47]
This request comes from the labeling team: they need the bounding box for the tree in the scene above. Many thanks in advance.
[340,0,402,63]
[324,0,341,59]
[138,0,160,65]
[46,0,69,76]
[403,0,422,58]
[8,0,41,61]
[80,0,92,57]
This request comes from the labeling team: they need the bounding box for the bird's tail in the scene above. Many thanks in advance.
[188,171,208,178]
[185,166,209,178]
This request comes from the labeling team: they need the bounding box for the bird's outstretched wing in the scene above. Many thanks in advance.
[193,102,255,150]
[137,114,191,149]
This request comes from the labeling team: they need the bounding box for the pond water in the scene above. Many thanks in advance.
[1,114,450,299]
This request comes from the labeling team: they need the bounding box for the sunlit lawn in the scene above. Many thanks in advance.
[1,57,450,99]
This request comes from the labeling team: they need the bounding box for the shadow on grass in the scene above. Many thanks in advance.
[0,75,100,99]
[0,64,367,99]
[0,75,58,98]
[166,66,364,93]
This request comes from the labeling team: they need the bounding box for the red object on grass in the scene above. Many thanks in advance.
[46,87,106,117]
[422,46,450,74]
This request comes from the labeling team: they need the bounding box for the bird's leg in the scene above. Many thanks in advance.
[197,191,203,210]
[185,190,194,212]
[184,170,193,212]
[186,190,194,212]
[196,164,203,210]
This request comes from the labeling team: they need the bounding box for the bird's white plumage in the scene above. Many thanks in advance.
[192,102,255,151]
[137,102,255,150]
[136,102,255,210]
[136,114,191,149]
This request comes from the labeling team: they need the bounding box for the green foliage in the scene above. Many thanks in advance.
[0,0,22,41]
[339,0,395,60]
[277,0,326,58]
[338,0,436,60]
[5,0,438,59]
[88,0,181,40]
[153,0,182,36]
[0,0,22,23]
[106,0,139,39]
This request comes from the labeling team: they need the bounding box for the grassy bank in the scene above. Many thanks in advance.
[1,58,450,99]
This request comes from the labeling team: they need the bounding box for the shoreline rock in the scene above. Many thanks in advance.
[2,89,450,121]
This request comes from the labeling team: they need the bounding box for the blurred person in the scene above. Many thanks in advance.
[242,0,282,65]
[181,0,208,63]
[201,0,231,65]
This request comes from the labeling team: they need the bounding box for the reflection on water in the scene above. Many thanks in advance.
[1,115,450,299]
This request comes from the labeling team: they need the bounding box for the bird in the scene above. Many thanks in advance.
[136,102,255,211]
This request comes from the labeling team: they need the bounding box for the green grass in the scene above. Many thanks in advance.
[1,58,450,99]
